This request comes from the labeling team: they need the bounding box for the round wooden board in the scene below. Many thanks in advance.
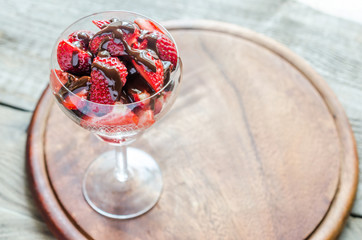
[26,20,358,240]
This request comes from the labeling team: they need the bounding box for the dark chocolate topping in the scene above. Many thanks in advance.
[77,32,90,41]
[93,21,157,72]
[59,75,90,99]
[97,50,111,58]
[92,61,124,101]
[109,18,120,23]
[162,60,172,85]
[144,32,159,55]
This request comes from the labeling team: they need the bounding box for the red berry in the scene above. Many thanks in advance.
[63,87,88,110]
[81,106,139,127]
[134,18,164,34]
[57,40,92,75]
[90,34,126,56]
[89,57,128,105]
[92,20,111,29]
[89,22,140,56]
[50,69,71,93]
[156,33,178,67]
[132,52,164,92]
[137,109,155,128]
[67,30,94,50]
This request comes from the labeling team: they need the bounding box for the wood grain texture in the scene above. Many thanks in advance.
[26,21,357,240]
[0,105,53,240]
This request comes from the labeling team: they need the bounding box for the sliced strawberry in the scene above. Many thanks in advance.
[89,34,126,56]
[67,30,94,50]
[63,87,88,110]
[137,109,155,128]
[123,76,152,108]
[89,22,140,56]
[154,95,164,115]
[89,57,128,105]
[132,39,148,50]
[93,56,128,86]
[134,18,164,34]
[57,40,92,75]
[156,33,177,67]
[50,69,71,93]
[92,20,111,29]
[81,106,139,128]
[135,31,177,67]
[132,52,164,92]
[154,91,171,114]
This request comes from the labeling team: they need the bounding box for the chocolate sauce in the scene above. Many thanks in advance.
[93,21,157,72]
[97,50,111,58]
[77,32,91,46]
[109,18,120,23]
[162,60,172,86]
[143,32,159,55]
[91,61,124,101]
[58,75,90,100]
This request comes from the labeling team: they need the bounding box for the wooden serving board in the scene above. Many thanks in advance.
[26,20,358,240]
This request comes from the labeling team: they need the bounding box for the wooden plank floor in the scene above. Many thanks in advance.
[0,0,361,239]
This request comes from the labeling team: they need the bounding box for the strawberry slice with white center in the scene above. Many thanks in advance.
[132,52,164,92]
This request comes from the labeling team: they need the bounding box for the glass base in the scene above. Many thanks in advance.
[82,147,163,219]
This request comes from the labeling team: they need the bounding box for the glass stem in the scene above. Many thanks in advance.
[114,144,129,182]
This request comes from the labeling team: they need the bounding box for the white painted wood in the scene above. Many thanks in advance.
[298,0,362,24]
[0,106,53,239]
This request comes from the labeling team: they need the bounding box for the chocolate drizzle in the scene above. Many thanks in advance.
[143,31,159,55]
[91,61,124,101]
[93,21,157,72]
[58,75,90,100]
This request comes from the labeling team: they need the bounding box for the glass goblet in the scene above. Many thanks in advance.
[49,11,182,219]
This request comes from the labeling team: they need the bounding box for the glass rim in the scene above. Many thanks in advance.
[50,10,181,107]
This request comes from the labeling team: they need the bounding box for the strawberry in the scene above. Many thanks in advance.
[90,34,126,56]
[154,91,171,114]
[50,69,71,93]
[132,52,164,92]
[89,21,140,56]
[89,57,128,105]
[57,40,92,75]
[135,31,177,67]
[81,106,139,128]
[67,30,94,50]
[123,76,152,108]
[134,18,164,34]
[137,109,155,128]
[156,33,177,67]
[92,20,111,29]
[63,87,88,110]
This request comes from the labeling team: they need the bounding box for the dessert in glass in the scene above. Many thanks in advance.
[49,11,182,219]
